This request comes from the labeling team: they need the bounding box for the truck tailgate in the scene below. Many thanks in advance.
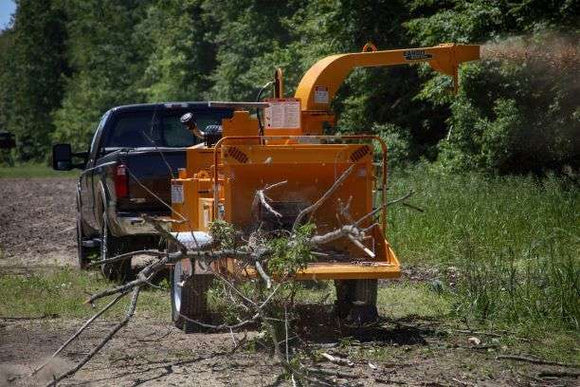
[119,148,186,213]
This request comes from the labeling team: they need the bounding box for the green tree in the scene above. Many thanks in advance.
[52,0,150,150]
[0,29,16,164]
[4,0,68,161]
[139,0,217,101]
[406,0,579,173]
[204,0,304,101]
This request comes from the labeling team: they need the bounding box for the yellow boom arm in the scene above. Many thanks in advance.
[294,43,480,112]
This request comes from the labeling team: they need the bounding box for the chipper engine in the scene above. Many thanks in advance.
[168,43,480,331]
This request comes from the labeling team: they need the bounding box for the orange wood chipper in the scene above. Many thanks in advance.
[168,43,480,330]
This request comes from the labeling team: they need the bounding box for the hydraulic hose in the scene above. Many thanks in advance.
[256,80,274,136]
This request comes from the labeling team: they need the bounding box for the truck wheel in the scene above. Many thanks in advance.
[170,258,213,333]
[334,279,378,325]
[100,212,131,282]
[76,218,91,270]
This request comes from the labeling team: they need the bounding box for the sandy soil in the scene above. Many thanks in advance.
[0,178,577,386]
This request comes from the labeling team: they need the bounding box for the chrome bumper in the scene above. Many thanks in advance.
[106,208,170,237]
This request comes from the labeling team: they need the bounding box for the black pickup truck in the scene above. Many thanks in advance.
[53,102,233,279]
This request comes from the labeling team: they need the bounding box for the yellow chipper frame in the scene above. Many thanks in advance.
[169,43,480,330]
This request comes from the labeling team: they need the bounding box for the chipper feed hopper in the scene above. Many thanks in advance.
[168,43,480,330]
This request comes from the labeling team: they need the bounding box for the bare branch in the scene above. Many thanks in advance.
[263,180,288,192]
[496,354,579,368]
[86,272,156,305]
[87,249,165,268]
[31,290,129,376]
[321,352,354,367]
[402,202,424,212]
[347,234,375,258]
[47,287,141,387]
[255,190,283,218]
[142,214,188,253]
[309,225,360,246]
[253,180,288,221]
[293,164,356,230]
[255,260,273,289]
[353,190,416,227]
[178,312,259,330]
[387,191,415,207]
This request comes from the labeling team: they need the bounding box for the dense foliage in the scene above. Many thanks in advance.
[0,0,577,174]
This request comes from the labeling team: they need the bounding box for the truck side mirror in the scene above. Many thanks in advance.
[52,143,73,170]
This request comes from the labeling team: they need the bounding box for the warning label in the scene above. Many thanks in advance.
[264,98,301,129]
[314,86,329,104]
[171,184,184,204]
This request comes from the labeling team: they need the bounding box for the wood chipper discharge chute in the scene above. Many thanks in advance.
[168,43,480,330]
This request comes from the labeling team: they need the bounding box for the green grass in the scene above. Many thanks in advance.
[288,281,451,320]
[0,163,79,178]
[387,165,579,330]
[387,165,579,266]
[0,268,169,320]
[377,282,451,319]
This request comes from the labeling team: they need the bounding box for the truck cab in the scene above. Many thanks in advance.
[53,102,234,279]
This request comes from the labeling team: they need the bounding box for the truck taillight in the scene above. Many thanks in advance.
[115,164,128,198]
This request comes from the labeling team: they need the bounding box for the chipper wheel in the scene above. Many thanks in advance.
[170,258,213,333]
[334,279,378,325]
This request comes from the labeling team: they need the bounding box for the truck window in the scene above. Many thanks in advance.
[161,114,226,147]
[89,110,111,160]
[162,115,196,147]
[105,113,161,148]
[102,108,233,149]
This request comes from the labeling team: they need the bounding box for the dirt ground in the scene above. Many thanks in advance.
[0,178,577,386]
[0,178,77,269]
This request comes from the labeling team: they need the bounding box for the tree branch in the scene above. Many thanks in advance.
[88,249,165,268]
[47,288,141,387]
[293,164,356,230]
[31,290,130,376]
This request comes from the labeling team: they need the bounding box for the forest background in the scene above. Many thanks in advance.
[0,0,578,175]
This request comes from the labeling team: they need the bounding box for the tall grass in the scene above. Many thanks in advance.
[456,233,578,329]
[386,165,579,329]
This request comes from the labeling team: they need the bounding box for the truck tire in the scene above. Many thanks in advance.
[334,279,378,325]
[170,258,213,333]
[100,211,132,282]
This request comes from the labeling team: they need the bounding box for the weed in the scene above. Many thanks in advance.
[387,165,578,267]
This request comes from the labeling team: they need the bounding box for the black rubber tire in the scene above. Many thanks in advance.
[334,279,379,325]
[100,212,132,282]
[76,218,90,270]
[170,260,213,333]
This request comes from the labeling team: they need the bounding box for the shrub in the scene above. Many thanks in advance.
[438,35,579,175]
[373,123,412,169]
